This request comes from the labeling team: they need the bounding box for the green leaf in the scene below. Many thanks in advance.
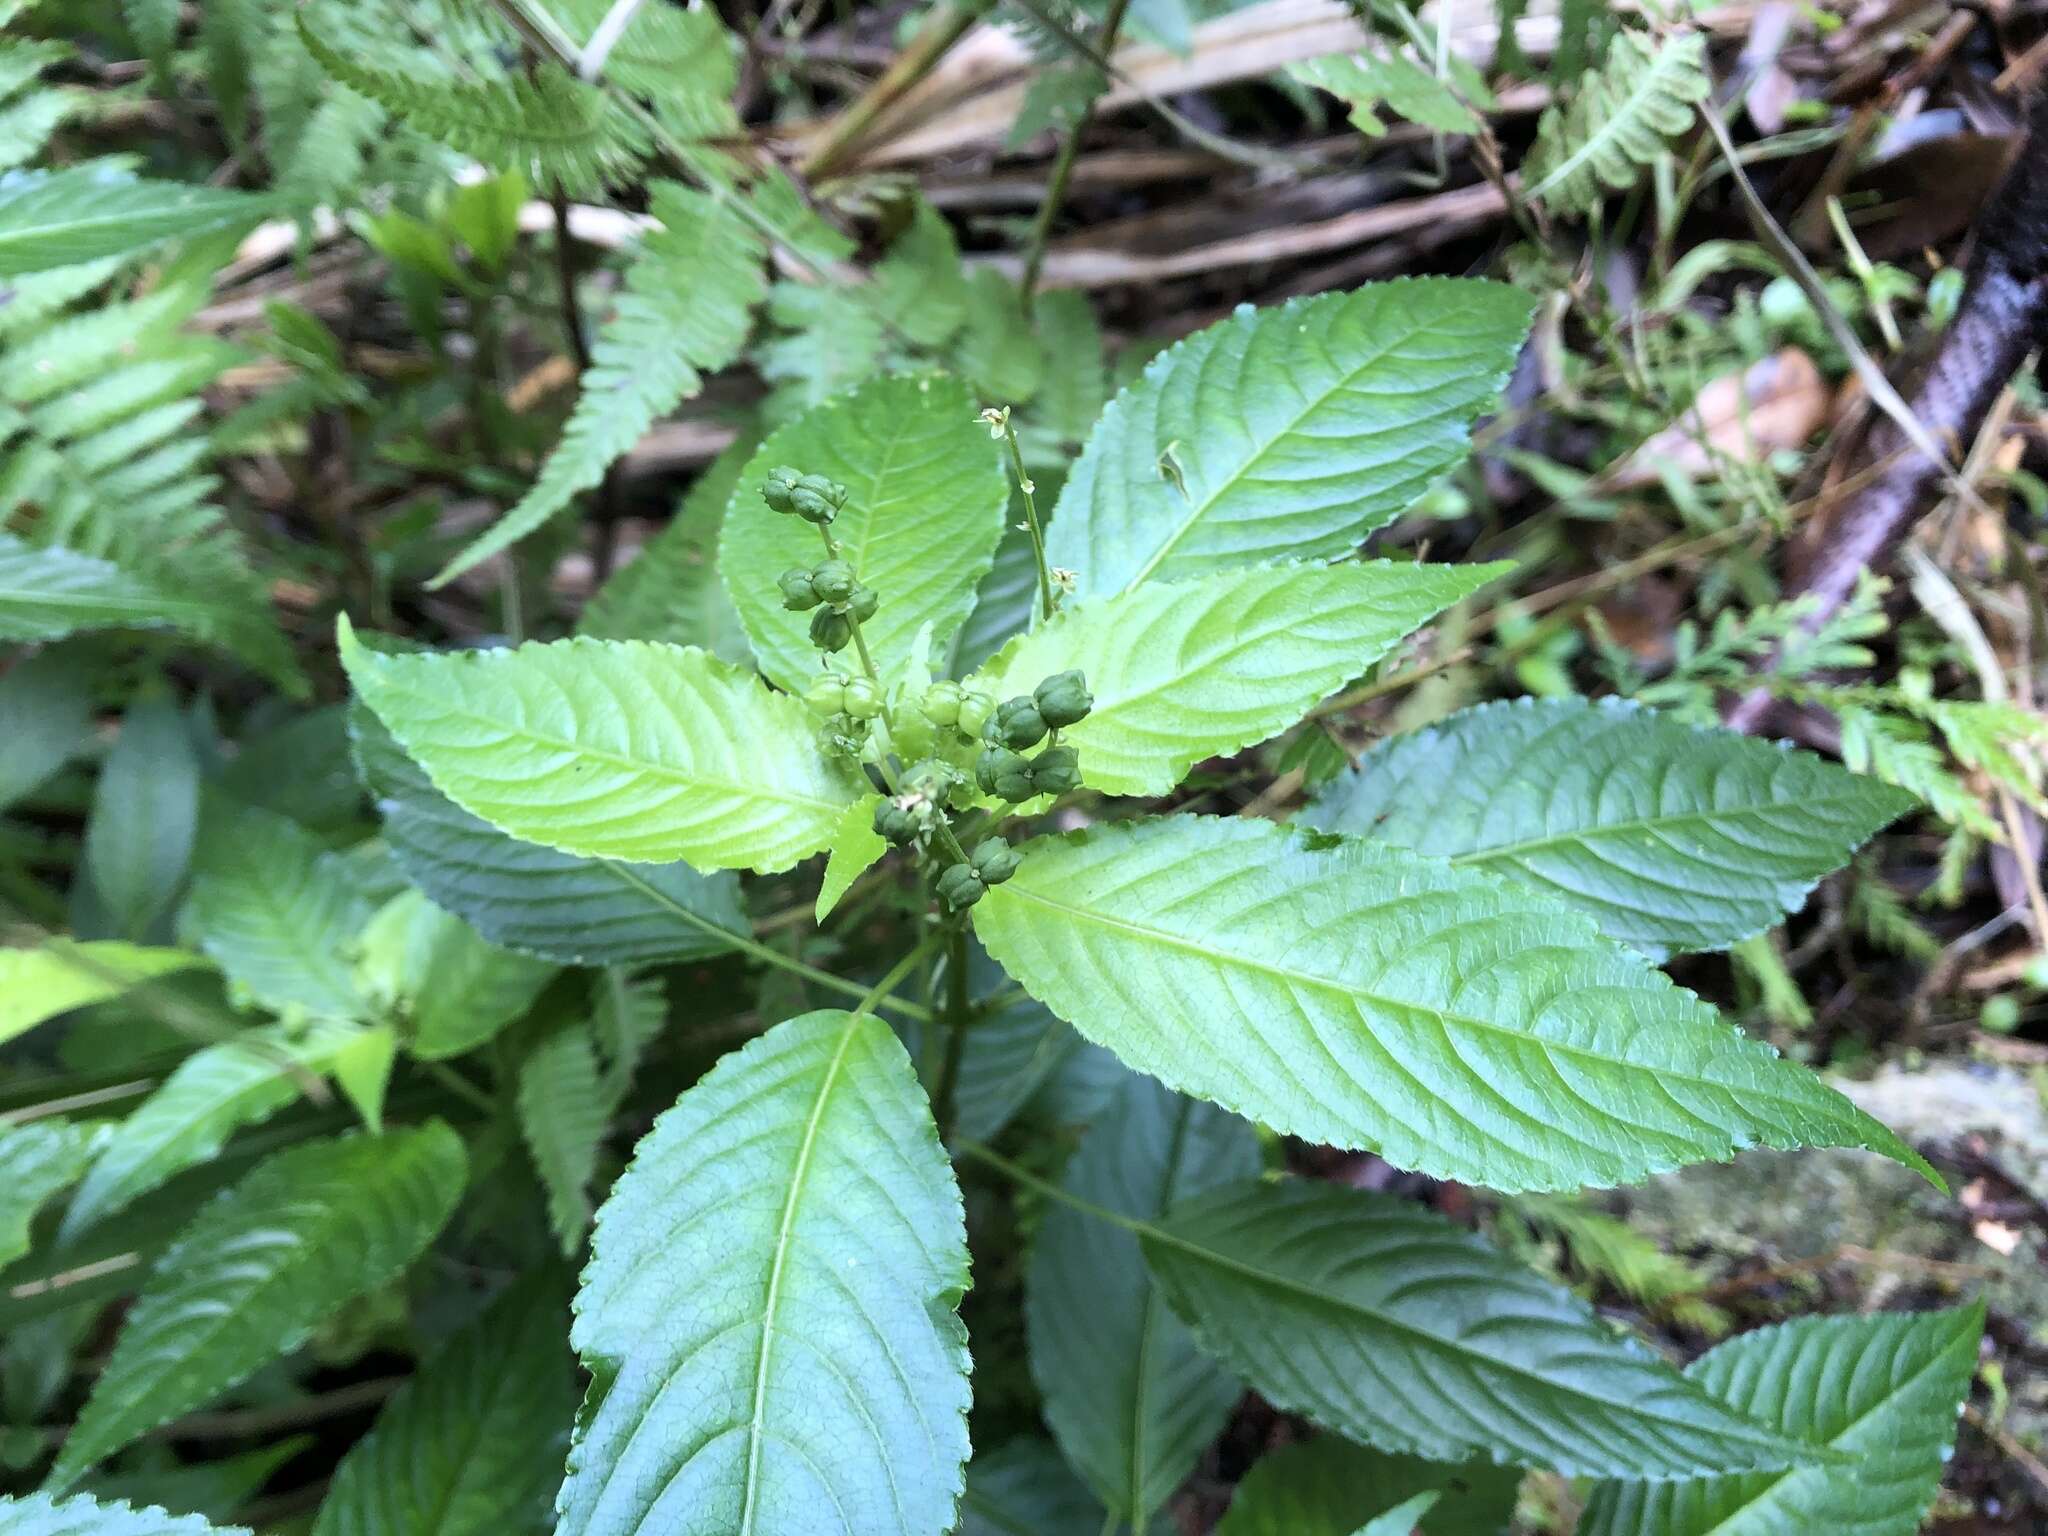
[1028,1072,1259,1523]
[0,167,264,276]
[0,644,93,810]
[1029,291,1107,445]
[339,622,860,873]
[50,1125,468,1488]
[314,1278,574,1536]
[1045,280,1533,598]
[958,1440,1118,1536]
[1303,697,1919,958]
[1214,1438,1518,1536]
[720,373,1009,692]
[1524,29,1710,214]
[86,1440,310,1526]
[354,709,746,967]
[0,1492,248,1536]
[58,1020,364,1242]
[559,1009,970,1536]
[1353,1493,1439,1536]
[951,269,1045,404]
[186,803,371,1018]
[1144,1180,1808,1477]
[355,890,556,1060]
[0,941,205,1047]
[970,561,1498,797]
[517,1019,607,1253]
[1578,1303,1985,1536]
[579,428,761,660]
[433,184,768,586]
[971,816,1931,1192]
[817,796,888,922]
[1289,52,1485,137]
[872,200,968,350]
[0,1119,98,1267]
[84,695,199,941]
[952,946,1084,1143]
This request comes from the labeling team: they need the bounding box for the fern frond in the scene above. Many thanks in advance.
[296,16,647,197]
[0,36,76,172]
[1524,29,1709,214]
[431,180,768,585]
[1514,1195,1731,1338]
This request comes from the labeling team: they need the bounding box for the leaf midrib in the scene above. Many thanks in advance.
[1445,792,1893,868]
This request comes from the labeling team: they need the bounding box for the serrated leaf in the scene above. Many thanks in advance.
[50,1125,468,1488]
[186,803,371,1018]
[1579,1303,1985,1536]
[85,695,199,941]
[1045,280,1533,598]
[0,1119,98,1267]
[58,1020,363,1242]
[1303,697,1918,958]
[517,1020,607,1253]
[958,1440,1119,1536]
[872,200,968,350]
[314,1278,574,1536]
[1524,30,1710,214]
[970,560,1497,797]
[1028,1072,1259,1523]
[339,621,860,874]
[355,890,555,1060]
[0,167,264,275]
[817,796,887,922]
[1144,1180,1808,1478]
[559,1009,970,1536]
[353,709,746,967]
[0,644,93,810]
[972,816,1930,1192]
[1214,1438,1518,1536]
[719,373,1009,692]
[0,941,205,1046]
[591,967,665,1103]
[0,1492,248,1536]
[434,184,767,585]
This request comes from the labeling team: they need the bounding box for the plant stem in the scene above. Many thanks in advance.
[1018,0,1133,308]
[998,416,1058,622]
[957,1138,1150,1236]
[853,935,941,1022]
[931,926,973,1137]
[796,0,989,180]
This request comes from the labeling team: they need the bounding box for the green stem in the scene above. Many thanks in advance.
[1017,0,1134,308]
[957,1137,1153,1236]
[853,935,941,1023]
[999,419,1058,623]
[931,927,974,1138]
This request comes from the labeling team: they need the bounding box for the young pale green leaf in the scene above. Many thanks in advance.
[1289,52,1485,136]
[433,184,766,586]
[58,1020,363,1242]
[970,560,1500,796]
[0,1492,249,1536]
[0,644,93,810]
[0,1119,98,1267]
[0,167,265,275]
[50,1125,467,1489]
[0,941,204,1046]
[314,1278,574,1536]
[354,710,746,966]
[560,1009,970,1536]
[1352,1494,1440,1536]
[354,890,556,1060]
[817,796,888,922]
[517,1020,608,1254]
[1214,1438,1518,1536]
[186,803,371,1018]
[1029,1072,1259,1524]
[1044,280,1533,598]
[1578,1303,1985,1536]
[972,817,1931,1192]
[1524,30,1710,214]
[339,622,860,873]
[84,695,198,941]
[1145,1181,1809,1478]
[958,1441,1122,1536]
[1304,697,1918,958]
[719,373,1008,692]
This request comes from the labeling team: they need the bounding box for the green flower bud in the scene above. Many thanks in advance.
[847,585,879,622]
[872,800,920,845]
[920,680,964,728]
[903,757,967,805]
[1033,668,1093,727]
[1030,743,1081,796]
[935,862,986,911]
[810,608,854,652]
[811,560,857,605]
[778,567,821,611]
[805,674,848,714]
[987,697,1048,751]
[841,676,883,720]
[955,688,996,739]
[760,466,803,514]
[789,473,848,524]
[969,838,1021,885]
[818,712,869,757]
[976,746,1035,802]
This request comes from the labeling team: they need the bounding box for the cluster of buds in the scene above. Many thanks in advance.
[805,671,882,721]
[781,558,879,654]
[936,838,1023,911]
[872,759,970,847]
[918,679,996,740]
[972,669,1092,803]
[760,466,848,525]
